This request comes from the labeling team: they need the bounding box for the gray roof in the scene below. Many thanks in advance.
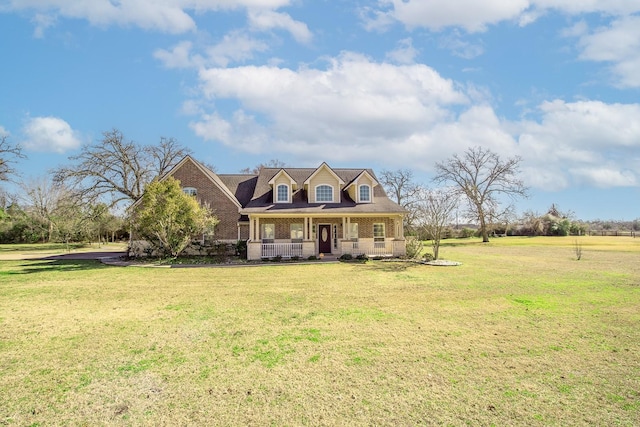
[220,166,405,215]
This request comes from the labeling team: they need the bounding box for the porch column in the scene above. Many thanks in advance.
[342,217,347,239]
[254,217,260,240]
[309,217,313,240]
[304,217,308,240]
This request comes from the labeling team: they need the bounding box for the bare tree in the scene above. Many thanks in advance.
[53,129,191,207]
[418,189,458,260]
[433,146,528,243]
[378,169,424,232]
[240,159,287,174]
[0,135,26,182]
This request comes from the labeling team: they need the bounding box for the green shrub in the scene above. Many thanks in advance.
[458,228,476,238]
[423,253,434,262]
[404,236,424,259]
[355,254,369,261]
[339,253,353,261]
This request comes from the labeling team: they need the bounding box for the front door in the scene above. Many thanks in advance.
[318,224,332,254]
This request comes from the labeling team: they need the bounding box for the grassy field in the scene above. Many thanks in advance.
[1,236,639,426]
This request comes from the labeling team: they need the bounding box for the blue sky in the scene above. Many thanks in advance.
[1,0,639,220]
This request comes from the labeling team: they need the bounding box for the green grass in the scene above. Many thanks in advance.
[1,236,639,425]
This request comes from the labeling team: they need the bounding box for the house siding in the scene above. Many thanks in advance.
[308,169,341,203]
[171,159,241,241]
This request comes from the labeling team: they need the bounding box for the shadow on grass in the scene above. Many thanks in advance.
[11,259,111,274]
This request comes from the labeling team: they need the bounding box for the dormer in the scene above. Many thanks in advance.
[345,170,378,204]
[268,169,297,204]
[303,163,345,203]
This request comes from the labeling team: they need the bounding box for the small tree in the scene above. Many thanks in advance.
[133,177,218,258]
[418,189,458,260]
[379,169,424,234]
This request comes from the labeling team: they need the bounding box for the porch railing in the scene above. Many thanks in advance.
[346,240,394,257]
[261,242,303,258]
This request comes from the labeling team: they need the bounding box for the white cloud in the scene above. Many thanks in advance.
[187,53,640,190]
[516,100,640,189]
[22,117,81,153]
[385,38,419,64]
[0,125,9,137]
[154,41,201,69]
[155,32,271,69]
[376,0,530,32]
[575,15,640,88]
[370,0,640,32]
[205,31,270,67]
[247,9,312,44]
[6,0,295,34]
[438,31,484,59]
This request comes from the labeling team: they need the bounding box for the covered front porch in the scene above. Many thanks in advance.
[246,215,405,260]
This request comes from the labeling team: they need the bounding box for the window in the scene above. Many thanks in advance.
[359,185,371,202]
[276,184,289,203]
[182,187,197,196]
[290,223,303,241]
[261,223,275,241]
[373,223,385,241]
[316,185,333,202]
[349,223,359,240]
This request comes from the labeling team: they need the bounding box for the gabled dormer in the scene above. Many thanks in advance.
[268,169,297,204]
[304,162,345,203]
[345,170,378,204]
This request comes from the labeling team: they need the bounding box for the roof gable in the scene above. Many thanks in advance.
[162,155,243,209]
[344,170,378,191]
[268,169,298,189]
[303,162,345,186]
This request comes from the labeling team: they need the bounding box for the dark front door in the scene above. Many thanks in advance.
[318,224,332,254]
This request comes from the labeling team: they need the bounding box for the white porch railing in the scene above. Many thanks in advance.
[345,240,394,257]
[261,242,303,258]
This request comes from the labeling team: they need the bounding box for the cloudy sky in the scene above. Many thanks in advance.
[1,0,639,220]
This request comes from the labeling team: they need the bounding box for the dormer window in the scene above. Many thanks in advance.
[276,184,289,203]
[183,187,197,196]
[359,185,371,203]
[316,185,333,202]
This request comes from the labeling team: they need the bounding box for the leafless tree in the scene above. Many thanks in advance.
[433,146,528,243]
[417,188,458,260]
[19,176,83,243]
[378,168,424,232]
[53,129,191,207]
[240,159,287,174]
[0,135,26,183]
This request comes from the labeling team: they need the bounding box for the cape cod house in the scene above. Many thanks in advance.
[132,155,407,260]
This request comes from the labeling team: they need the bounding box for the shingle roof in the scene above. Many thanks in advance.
[238,167,406,215]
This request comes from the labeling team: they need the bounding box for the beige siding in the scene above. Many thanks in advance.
[308,169,340,203]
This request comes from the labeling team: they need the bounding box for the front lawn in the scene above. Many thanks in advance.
[1,236,639,425]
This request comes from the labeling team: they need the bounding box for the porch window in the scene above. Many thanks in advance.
[261,223,275,241]
[316,185,333,202]
[349,223,359,240]
[373,223,385,242]
[359,185,371,202]
[290,223,303,241]
[182,187,197,196]
[276,184,289,203]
